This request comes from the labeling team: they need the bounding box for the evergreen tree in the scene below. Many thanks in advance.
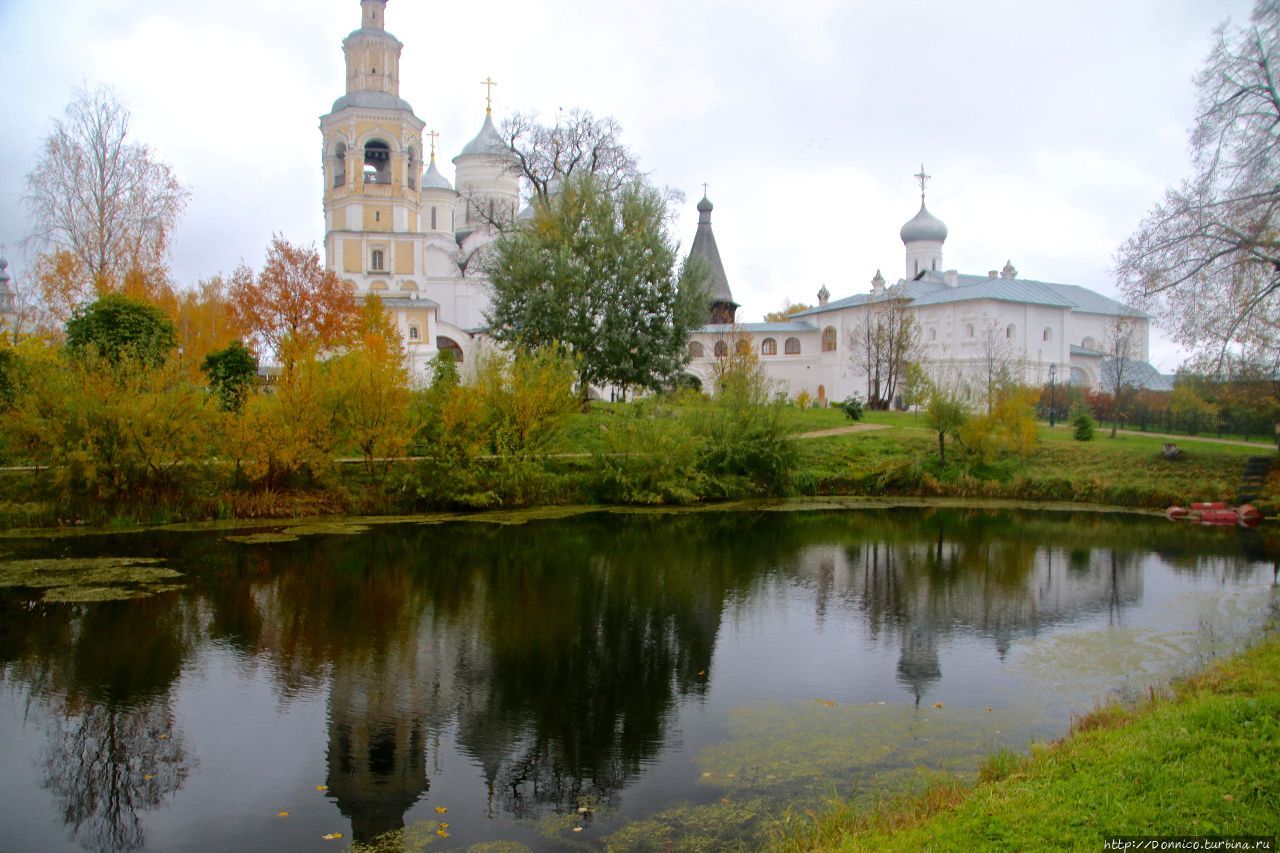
[65,293,177,368]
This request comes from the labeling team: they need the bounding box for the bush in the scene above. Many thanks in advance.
[592,402,705,504]
[698,352,798,494]
[834,395,865,421]
[1072,408,1096,441]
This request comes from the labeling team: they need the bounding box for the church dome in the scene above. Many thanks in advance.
[696,196,713,214]
[329,90,415,114]
[455,113,512,159]
[899,204,948,244]
[423,156,452,190]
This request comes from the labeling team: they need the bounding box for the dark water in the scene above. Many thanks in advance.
[0,506,1276,852]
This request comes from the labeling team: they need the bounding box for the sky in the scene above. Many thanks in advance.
[0,0,1254,371]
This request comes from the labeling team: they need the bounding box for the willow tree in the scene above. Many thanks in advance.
[484,174,708,403]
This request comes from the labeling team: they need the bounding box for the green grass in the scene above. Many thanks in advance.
[777,634,1280,851]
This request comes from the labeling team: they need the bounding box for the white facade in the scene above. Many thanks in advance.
[685,197,1159,404]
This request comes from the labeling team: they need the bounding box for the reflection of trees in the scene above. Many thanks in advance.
[0,593,195,852]
[1,506,1273,846]
[41,697,188,852]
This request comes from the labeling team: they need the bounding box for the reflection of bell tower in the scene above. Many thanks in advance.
[895,622,941,705]
[326,650,431,842]
[320,0,427,296]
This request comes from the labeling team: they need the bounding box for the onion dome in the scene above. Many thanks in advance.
[697,196,713,216]
[423,155,452,190]
[899,204,948,244]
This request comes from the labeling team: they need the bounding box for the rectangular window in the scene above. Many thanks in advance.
[371,249,385,271]
[431,207,437,230]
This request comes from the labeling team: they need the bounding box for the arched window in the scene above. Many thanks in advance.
[406,145,417,189]
[1006,324,1016,339]
[965,323,975,338]
[363,139,390,184]
[408,326,420,341]
[688,340,705,358]
[1082,336,1100,351]
[784,337,801,355]
[822,327,837,352]
[1043,327,1053,342]
[714,340,729,358]
[430,207,437,230]
[928,327,937,342]
[761,338,777,356]
[333,142,347,188]
[735,338,752,356]
[370,249,385,271]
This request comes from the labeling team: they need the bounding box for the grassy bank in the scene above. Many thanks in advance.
[1,404,1275,530]
[778,633,1280,851]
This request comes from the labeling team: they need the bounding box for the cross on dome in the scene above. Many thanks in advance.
[481,77,497,114]
[914,164,931,204]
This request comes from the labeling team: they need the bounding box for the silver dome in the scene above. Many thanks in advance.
[423,156,453,190]
[899,204,948,244]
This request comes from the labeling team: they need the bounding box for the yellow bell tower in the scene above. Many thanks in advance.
[320,0,427,298]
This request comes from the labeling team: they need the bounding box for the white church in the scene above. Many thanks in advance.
[320,0,1166,402]
[683,187,1170,405]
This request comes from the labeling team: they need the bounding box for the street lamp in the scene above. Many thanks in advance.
[1048,363,1057,428]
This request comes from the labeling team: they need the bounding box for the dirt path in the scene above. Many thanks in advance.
[795,423,890,440]
[1079,426,1275,451]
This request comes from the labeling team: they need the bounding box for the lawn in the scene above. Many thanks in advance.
[778,634,1280,851]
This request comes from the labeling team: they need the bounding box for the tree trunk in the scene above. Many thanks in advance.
[937,431,946,465]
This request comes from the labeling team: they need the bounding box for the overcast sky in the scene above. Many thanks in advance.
[0,0,1253,370]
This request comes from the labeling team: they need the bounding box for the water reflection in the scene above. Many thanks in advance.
[0,508,1274,850]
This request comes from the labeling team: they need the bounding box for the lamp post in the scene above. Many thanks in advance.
[1048,363,1057,428]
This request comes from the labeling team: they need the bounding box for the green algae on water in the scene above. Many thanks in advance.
[0,557,184,602]
[698,700,1023,796]
[225,521,371,545]
[346,819,446,852]
[601,798,772,853]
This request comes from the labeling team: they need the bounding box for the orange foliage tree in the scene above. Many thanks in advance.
[229,236,357,361]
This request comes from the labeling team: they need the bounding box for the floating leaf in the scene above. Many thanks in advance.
[158,734,170,740]
[277,811,290,818]
[571,827,583,833]
[143,774,154,781]
[322,833,344,840]
[985,707,994,712]
[436,830,450,839]
[315,785,329,792]
[438,823,449,830]
[434,806,448,814]
[932,702,944,709]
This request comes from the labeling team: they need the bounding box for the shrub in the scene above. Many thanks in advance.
[698,352,798,494]
[593,402,705,504]
[834,395,865,421]
[1072,408,1096,441]
[794,389,813,411]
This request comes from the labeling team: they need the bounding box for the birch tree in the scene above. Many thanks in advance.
[1116,2,1280,375]
[22,86,188,298]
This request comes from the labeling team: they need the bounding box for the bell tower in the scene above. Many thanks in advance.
[320,0,428,299]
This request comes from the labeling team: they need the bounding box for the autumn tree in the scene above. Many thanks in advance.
[923,371,970,466]
[1100,315,1142,437]
[229,235,358,363]
[847,293,919,410]
[975,319,1019,415]
[1116,2,1280,376]
[763,300,813,322]
[501,109,642,205]
[485,174,708,404]
[22,86,188,299]
[333,296,415,476]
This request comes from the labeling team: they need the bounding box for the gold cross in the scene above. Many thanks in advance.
[914,164,931,203]
[481,77,498,114]
[426,129,440,159]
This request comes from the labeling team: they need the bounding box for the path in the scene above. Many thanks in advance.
[795,423,890,440]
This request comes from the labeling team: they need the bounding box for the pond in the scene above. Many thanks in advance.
[0,505,1276,852]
